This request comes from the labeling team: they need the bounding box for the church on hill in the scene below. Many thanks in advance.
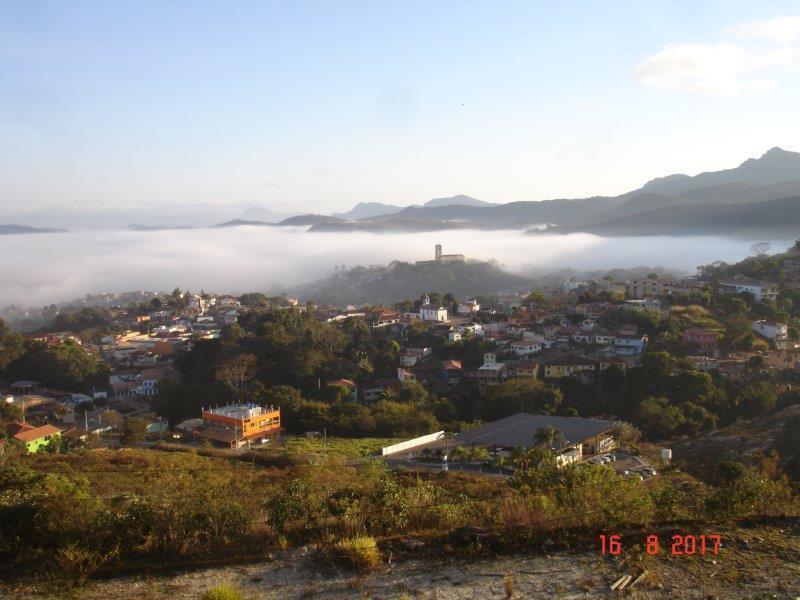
[434,244,465,264]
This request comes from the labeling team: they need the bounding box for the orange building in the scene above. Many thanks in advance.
[197,403,281,448]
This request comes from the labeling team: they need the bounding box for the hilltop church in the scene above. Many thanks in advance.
[434,244,465,264]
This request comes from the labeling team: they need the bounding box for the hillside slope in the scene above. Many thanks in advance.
[673,404,800,479]
[536,195,800,237]
[291,260,531,305]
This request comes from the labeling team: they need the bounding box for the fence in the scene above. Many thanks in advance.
[381,431,445,456]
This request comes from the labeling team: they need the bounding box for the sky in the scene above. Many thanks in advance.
[2,1,800,216]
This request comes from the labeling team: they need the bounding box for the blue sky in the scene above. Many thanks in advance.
[2,1,800,214]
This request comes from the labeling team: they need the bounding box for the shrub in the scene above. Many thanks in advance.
[334,536,381,572]
[201,584,245,600]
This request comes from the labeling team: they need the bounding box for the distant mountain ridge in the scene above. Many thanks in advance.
[332,202,404,220]
[0,224,66,235]
[539,194,800,237]
[423,194,497,208]
[641,147,800,195]
[305,146,800,235]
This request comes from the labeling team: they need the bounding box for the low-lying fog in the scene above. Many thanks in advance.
[0,227,792,307]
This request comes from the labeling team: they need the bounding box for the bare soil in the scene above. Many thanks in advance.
[4,524,798,599]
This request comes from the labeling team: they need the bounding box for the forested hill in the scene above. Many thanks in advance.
[290,260,531,305]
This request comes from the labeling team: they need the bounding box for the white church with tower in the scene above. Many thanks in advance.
[434,244,465,264]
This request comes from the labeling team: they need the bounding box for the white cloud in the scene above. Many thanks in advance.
[724,15,800,44]
[636,15,800,95]
[635,43,747,95]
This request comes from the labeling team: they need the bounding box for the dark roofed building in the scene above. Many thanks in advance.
[382,413,619,462]
[450,413,617,454]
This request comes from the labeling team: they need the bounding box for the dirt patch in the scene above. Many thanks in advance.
[4,524,798,599]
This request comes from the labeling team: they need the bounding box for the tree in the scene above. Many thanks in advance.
[534,425,565,450]
[483,379,562,421]
[121,417,149,447]
[214,354,257,399]
[0,318,25,372]
[737,382,777,418]
[750,241,772,257]
[632,397,685,439]
[613,422,641,453]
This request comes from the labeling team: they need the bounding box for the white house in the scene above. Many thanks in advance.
[752,320,789,349]
[614,334,648,355]
[420,306,448,322]
[510,341,542,357]
[456,299,481,315]
[522,331,553,349]
[399,352,423,367]
[719,278,778,302]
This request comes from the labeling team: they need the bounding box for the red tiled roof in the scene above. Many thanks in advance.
[13,423,61,443]
[6,422,34,436]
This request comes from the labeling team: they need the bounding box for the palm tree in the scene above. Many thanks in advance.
[534,425,566,451]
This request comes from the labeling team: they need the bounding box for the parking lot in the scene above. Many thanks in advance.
[584,450,657,479]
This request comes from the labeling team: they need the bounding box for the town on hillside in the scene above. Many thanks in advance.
[3,243,800,458]
[2,242,800,594]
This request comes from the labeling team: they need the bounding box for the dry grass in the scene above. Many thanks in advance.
[334,536,382,572]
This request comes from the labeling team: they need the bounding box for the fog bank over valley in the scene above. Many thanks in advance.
[0,227,791,307]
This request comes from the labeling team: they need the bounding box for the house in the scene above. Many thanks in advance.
[441,359,462,385]
[682,327,718,354]
[593,333,615,346]
[510,341,542,357]
[614,334,648,355]
[522,332,553,349]
[627,278,664,299]
[456,299,481,315]
[196,403,281,448]
[624,298,661,311]
[752,320,789,349]
[327,379,358,402]
[382,413,618,464]
[718,277,778,302]
[514,360,540,379]
[599,357,627,372]
[543,355,598,380]
[689,356,718,372]
[397,368,417,382]
[399,352,423,367]
[139,366,177,396]
[717,359,746,380]
[10,381,43,395]
[9,422,62,453]
[362,378,401,402]
[419,305,448,322]
[368,311,400,329]
[475,352,509,384]
[764,348,800,370]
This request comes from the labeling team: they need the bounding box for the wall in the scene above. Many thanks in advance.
[381,431,445,456]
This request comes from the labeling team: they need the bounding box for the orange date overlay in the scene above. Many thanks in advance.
[599,534,721,556]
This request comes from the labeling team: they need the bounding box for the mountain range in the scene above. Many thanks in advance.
[3,147,799,237]
[280,147,800,236]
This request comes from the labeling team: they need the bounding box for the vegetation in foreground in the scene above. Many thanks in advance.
[0,441,796,587]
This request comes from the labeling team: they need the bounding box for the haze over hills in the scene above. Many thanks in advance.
[3,147,799,237]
